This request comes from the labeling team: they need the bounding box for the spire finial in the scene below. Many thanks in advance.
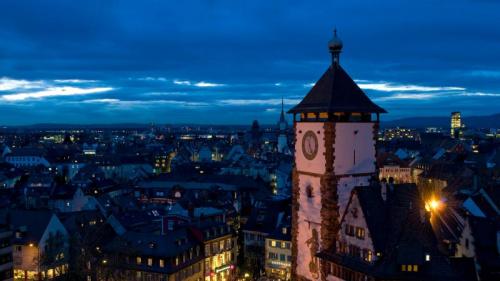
[281,96,284,112]
[328,28,343,67]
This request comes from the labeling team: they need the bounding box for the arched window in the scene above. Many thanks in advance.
[306,185,313,198]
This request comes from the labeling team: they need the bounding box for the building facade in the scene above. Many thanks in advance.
[264,225,291,281]
[451,111,462,139]
[0,223,13,281]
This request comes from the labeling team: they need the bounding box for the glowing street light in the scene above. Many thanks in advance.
[425,198,443,212]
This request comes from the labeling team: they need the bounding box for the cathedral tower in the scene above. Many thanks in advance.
[289,30,386,281]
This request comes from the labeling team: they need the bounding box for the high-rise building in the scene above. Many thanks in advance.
[288,30,386,280]
[451,111,461,138]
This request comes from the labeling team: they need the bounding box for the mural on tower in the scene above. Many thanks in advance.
[305,228,320,279]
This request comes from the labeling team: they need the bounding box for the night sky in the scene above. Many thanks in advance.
[1,0,500,125]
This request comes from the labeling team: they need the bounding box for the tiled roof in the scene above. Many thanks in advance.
[288,65,386,114]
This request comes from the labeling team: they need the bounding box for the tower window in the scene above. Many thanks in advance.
[306,185,313,198]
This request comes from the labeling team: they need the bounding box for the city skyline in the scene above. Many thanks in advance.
[1,0,500,125]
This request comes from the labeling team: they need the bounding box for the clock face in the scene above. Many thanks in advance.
[302,130,318,160]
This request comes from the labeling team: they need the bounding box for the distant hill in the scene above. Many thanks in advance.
[2,113,499,130]
[382,113,500,129]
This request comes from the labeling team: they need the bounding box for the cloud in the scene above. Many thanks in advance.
[173,80,191,85]
[81,98,208,108]
[374,93,438,101]
[458,92,500,97]
[1,86,114,101]
[218,98,300,106]
[142,92,188,96]
[82,98,120,103]
[53,79,98,83]
[137,77,168,82]
[194,81,225,87]
[0,77,45,91]
[358,82,464,92]
[173,79,225,87]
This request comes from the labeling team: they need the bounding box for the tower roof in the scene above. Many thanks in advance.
[288,31,387,115]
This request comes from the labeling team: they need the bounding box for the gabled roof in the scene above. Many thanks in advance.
[7,209,56,243]
[288,65,386,114]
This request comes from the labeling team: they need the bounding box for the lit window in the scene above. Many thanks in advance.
[136,257,142,265]
[425,254,430,261]
[413,265,418,272]
[148,258,153,266]
[271,240,276,247]
[355,227,365,240]
[159,259,164,268]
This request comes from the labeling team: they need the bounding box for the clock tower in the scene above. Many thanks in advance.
[289,30,386,281]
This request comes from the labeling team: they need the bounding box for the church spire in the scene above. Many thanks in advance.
[279,96,286,123]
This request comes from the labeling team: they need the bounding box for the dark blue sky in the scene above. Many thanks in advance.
[1,0,499,125]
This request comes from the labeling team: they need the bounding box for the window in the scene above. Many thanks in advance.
[355,227,365,240]
[306,185,313,198]
[280,254,286,261]
[362,249,372,262]
[159,259,165,268]
[401,264,419,272]
[425,254,430,261]
[136,257,142,265]
[271,240,276,247]
[147,258,153,266]
[345,225,355,236]
[348,245,361,258]
[268,252,278,260]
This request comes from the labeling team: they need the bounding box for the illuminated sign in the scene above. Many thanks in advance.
[215,264,233,273]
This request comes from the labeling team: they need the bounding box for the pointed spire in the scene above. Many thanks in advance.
[279,96,286,123]
[328,28,343,67]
